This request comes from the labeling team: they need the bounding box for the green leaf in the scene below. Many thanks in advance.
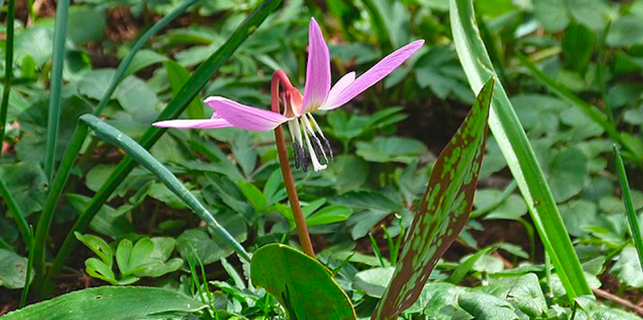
[16,96,92,164]
[506,273,547,318]
[353,267,395,298]
[547,147,590,202]
[559,200,598,237]
[562,22,596,72]
[85,257,117,285]
[250,244,356,320]
[176,215,247,264]
[458,291,519,320]
[305,206,353,227]
[0,162,47,216]
[66,194,134,238]
[448,247,494,284]
[532,0,570,31]
[74,232,112,267]
[67,5,105,44]
[238,180,267,212]
[115,239,133,276]
[611,246,643,288]
[607,15,643,47]
[325,155,369,193]
[473,189,527,221]
[0,286,205,319]
[373,79,493,320]
[356,137,428,164]
[451,0,592,299]
[164,60,205,119]
[0,249,31,289]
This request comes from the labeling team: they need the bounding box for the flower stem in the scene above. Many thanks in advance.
[271,70,315,257]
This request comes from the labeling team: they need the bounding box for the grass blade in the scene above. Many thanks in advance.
[45,0,280,283]
[450,0,591,298]
[373,79,493,320]
[31,0,200,291]
[44,0,70,181]
[0,0,15,144]
[517,53,643,162]
[613,145,643,271]
[79,114,250,262]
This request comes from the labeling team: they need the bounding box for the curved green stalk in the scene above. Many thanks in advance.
[44,0,70,181]
[80,114,250,261]
[0,0,15,144]
[44,0,280,282]
[31,0,200,291]
[450,0,591,298]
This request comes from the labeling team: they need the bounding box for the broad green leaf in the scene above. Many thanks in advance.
[0,286,205,319]
[355,136,428,164]
[450,0,592,299]
[548,147,590,202]
[16,96,92,163]
[607,15,643,47]
[164,60,205,119]
[250,244,356,320]
[458,291,519,320]
[611,246,643,288]
[506,273,547,318]
[176,214,247,264]
[353,267,395,298]
[0,162,47,216]
[373,79,493,320]
[0,249,30,289]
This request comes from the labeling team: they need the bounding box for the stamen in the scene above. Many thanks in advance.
[301,115,329,165]
[292,142,301,169]
[300,118,327,172]
[322,137,334,163]
[307,114,333,163]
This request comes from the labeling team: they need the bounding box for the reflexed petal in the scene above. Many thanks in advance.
[301,17,331,114]
[153,118,232,129]
[320,72,355,110]
[321,40,424,110]
[204,96,289,131]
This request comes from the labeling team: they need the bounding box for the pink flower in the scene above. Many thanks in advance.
[154,18,424,171]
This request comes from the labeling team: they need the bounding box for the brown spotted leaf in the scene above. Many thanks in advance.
[372,78,494,320]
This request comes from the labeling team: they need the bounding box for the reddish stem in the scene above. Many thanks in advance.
[271,70,316,257]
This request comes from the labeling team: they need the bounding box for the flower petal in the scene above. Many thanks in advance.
[301,17,331,114]
[321,40,424,110]
[320,72,355,110]
[153,118,232,129]
[204,96,289,131]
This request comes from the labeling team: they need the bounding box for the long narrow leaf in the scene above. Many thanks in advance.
[613,146,643,271]
[373,79,493,320]
[45,0,280,282]
[450,0,591,298]
[0,0,15,143]
[44,0,70,180]
[517,53,643,162]
[32,0,200,290]
[79,114,250,262]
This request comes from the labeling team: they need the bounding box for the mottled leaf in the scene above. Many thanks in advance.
[372,79,493,319]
